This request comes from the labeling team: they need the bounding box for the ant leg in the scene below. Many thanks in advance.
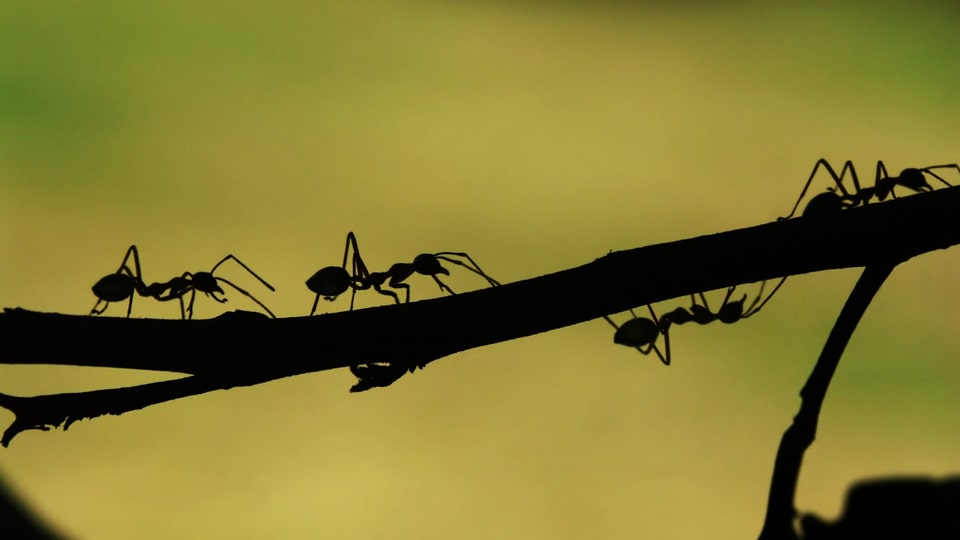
[379,265,413,303]
[343,232,361,269]
[603,313,621,332]
[90,299,109,315]
[373,283,398,304]
[382,282,407,303]
[310,294,322,316]
[781,159,856,220]
[430,275,456,295]
[433,253,502,287]
[347,237,375,310]
[875,160,898,200]
[742,277,788,318]
[182,291,194,320]
[123,246,144,289]
[720,285,743,308]
[921,164,959,187]
[646,305,670,366]
[658,322,671,366]
[876,160,890,184]
[209,255,276,292]
[356,272,401,305]
[213,278,277,318]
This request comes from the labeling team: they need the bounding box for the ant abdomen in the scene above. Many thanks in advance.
[306,266,352,300]
[92,274,136,303]
[802,191,844,217]
[612,317,659,348]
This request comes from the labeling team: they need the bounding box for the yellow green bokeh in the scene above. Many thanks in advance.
[2,1,960,538]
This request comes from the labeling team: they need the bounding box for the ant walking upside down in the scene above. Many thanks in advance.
[604,280,785,366]
[780,158,958,219]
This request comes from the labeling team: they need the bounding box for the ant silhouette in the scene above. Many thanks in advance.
[90,245,146,317]
[780,159,958,220]
[139,254,277,320]
[307,232,502,314]
[90,246,276,319]
[603,280,785,366]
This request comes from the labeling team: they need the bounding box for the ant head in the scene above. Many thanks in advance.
[306,266,351,298]
[613,317,660,348]
[412,254,449,276]
[191,272,224,295]
[898,168,934,191]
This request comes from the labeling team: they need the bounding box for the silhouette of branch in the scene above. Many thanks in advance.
[0,375,241,447]
[2,186,960,446]
[758,263,898,540]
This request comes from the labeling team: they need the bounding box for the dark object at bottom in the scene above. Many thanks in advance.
[800,476,960,540]
[0,474,66,539]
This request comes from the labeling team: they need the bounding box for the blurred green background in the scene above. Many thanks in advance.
[2,1,959,538]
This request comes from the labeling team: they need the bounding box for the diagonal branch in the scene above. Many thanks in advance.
[1,186,959,445]
[4,186,960,376]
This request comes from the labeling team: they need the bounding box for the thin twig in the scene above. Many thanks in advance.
[0,375,242,447]
[758,263,898,540]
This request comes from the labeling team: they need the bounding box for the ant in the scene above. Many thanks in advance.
[603,280,785,366]
[90,246,276,319]
[139,254,277,320]
[307,232,502,314]
[780,159,958,220]
[90,245,146,317]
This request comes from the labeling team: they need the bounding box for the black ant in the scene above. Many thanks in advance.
[90,245,146,317]
[91,246,276,319]
[780,159,958,220]
[603,280,785,366]
[139,254,277,319]
[307,232,502,314]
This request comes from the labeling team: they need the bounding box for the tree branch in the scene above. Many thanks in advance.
[2,186,959,446]
[758,263,898,540]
